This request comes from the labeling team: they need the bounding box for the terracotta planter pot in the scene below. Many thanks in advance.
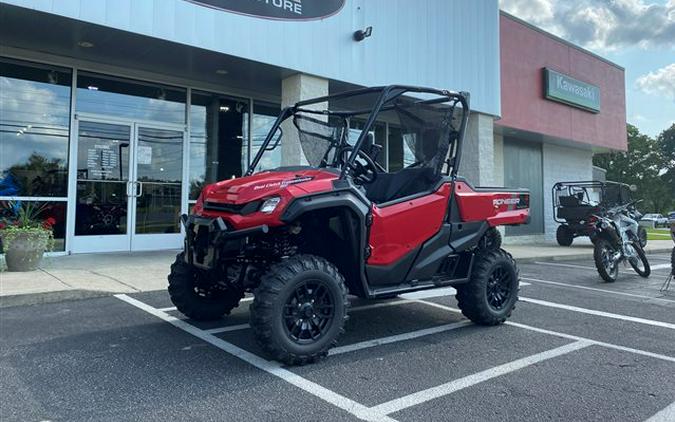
[2,230,50,272]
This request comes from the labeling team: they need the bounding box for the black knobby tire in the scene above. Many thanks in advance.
[628,242,650,278]
[638,226,648,248]
[593,238,619,283]
[168,253,244,321]
[456,249,519,326]
[478,227,502,251]
[250,254,349,365]
[556,225,574,246]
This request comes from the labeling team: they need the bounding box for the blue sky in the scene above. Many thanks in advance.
[501,0,675,138]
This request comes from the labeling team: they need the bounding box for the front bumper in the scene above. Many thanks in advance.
[181,214,269,269]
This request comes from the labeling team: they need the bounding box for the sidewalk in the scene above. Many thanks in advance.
[1,240,672,307]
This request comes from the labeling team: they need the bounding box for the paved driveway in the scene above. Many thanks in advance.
[1,253,674,421]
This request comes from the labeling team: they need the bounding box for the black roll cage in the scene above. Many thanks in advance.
[552,180,633,224]
[245,85,470,179]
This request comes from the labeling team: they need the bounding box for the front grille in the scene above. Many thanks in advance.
[204,201,260,215]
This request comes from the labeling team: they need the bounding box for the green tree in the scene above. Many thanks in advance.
[593,124,673,213]
[657,123,675,205]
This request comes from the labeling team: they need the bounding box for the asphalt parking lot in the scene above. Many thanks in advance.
[1,252,674,422]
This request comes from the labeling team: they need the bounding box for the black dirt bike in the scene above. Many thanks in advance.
[592,200,650,283]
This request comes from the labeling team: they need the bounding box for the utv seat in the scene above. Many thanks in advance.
[557,195,599,221]
[365,167,439,204]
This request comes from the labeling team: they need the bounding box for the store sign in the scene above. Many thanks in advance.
[544,68,601,113]
[186,0,346,21]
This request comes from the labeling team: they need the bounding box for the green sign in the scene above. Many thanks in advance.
[544,68,600,113]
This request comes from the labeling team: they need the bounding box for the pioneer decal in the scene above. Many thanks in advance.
[253,176,314,191]
[186,0,346,21]
[493,198,521,207]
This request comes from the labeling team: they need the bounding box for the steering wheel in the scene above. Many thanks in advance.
[340,146,378,185]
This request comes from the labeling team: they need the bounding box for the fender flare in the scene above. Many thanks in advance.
[280,189,373,298]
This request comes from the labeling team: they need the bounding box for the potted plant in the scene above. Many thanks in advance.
[0,201,55,272]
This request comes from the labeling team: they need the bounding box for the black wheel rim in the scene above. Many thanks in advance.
[282,280,335,344]
[486,265,514,311]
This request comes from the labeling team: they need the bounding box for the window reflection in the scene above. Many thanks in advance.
[0,59,72,197]
[249,102,282,172]
[76,72,186,124]
[75,121,131,236]
[0,200,67,251]
[189,92,249,199]
[387,126,415,172]
[136,127,183,184]
[77,122,131,181]
[75,182,128,236]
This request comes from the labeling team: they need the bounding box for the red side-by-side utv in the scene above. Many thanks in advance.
[169,86,531,364]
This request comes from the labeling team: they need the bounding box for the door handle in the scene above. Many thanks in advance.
[135,181,143,198]
[126,181,134,197]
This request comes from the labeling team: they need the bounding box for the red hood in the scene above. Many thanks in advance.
[202,169,339,205]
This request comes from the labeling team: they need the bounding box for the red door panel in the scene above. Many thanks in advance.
[368,183,451,266]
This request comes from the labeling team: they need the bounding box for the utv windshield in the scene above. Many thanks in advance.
[247,86,469,179]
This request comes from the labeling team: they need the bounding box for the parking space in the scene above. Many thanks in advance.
[1,252,673,421]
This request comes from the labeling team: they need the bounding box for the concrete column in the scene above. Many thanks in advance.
[493,133,506,238]
[493,133,504,187]
[541,143,593,241]
[459,112,495,186]
[280,73,329,166]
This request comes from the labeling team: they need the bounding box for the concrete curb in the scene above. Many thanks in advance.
[0,289,115,309]
[513,248,674,264]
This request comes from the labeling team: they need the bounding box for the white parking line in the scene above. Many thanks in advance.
[534,261,672,272]
[519,297,675,330]
[330,321,472,356]
[415,300,675,363]
[646,401,675,422]
[206,324,250,334]
[521,277,675,303]
[370,340,591,415]
[533,261,595,270]
[115,294,396,422]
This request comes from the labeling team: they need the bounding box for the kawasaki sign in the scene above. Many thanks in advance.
[186,0,346,21]
[544,68,601,113]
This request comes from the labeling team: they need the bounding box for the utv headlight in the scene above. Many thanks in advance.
[260,196,282,214]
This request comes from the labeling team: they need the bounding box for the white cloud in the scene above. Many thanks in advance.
[636,63,675,100]
[500,0,675,51]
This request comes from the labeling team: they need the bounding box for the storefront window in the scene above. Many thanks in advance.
[248,102,281,172]
[0,58,72,198]
[76,72,186,124]
[0,200,67,251]
[189,91,250,199]
[387,126,416,172]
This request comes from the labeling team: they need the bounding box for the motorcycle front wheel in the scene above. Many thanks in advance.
[594,238,620,283]
[627,242,651,278]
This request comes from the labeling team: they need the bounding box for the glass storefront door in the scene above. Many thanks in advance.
[131,125,185,251]
[71,118,186,253]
